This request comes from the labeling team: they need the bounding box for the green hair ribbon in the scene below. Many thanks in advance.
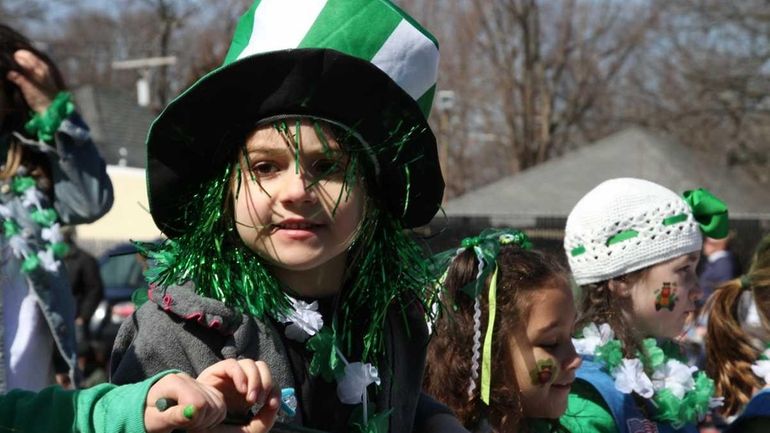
[480,266,498,404]
[682,188,728,239]
[430,228,532,405]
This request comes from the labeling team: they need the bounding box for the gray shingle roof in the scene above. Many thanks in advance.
[73,85,155,168]
[444,127,770,218]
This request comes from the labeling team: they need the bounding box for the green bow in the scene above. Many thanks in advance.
[682,188,729,239]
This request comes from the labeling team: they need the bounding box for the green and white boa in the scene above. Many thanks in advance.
[0,167,68,274]
[573,323,722,428]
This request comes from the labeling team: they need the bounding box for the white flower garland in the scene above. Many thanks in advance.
[275,295,381,425]
[573,323,721,427]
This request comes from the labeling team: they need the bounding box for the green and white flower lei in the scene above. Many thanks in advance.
[277,296,387,433]
[573,323,722,428]
[0,168,68,274]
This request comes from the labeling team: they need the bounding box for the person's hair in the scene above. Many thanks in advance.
[705,234,770,417]
[574,269,648,358]
[423,245,568,433]
[0,23,63,188]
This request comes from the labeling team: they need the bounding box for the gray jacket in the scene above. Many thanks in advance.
[111,282,468,433]
[0,113,113,391]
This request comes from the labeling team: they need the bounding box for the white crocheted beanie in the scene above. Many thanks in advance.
[564,178,702,285]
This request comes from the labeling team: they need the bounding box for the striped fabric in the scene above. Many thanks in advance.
[223,0,439,118]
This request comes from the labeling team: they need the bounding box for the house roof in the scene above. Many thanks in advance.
[73,85,155,168]
[444,127,770,218]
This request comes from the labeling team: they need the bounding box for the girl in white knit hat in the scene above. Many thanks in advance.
[559,178,728,433]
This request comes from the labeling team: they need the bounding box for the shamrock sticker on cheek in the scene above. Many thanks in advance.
[654,282,678,312]
[530,358,558,386]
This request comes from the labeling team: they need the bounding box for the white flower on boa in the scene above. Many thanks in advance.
[38,248,60,273]
[752,352,770,383]
[41,223,63,244]
[337,362,381,404]
[572,323,615,355]
[0,204,12,219]
[21,187,44,209]
[613,358,654,399]
[651,359,697,399]
[8,235,31,258]
[279,299,323,342]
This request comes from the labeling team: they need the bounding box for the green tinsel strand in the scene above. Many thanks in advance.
[340,204,434,361]
[136,165,291,319]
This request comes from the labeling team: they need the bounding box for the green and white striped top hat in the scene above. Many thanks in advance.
[147,0,443,237]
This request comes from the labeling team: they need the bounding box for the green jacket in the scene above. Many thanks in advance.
[0,371,169,433]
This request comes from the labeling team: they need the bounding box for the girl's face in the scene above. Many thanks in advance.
[629,251,702,339]
[233,120,364,292]
[508,281,582,419]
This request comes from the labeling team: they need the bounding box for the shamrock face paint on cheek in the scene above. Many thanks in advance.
[654,282,678,311]
[530,358,559,386]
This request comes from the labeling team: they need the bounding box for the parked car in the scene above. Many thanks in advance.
[88,243,148,352]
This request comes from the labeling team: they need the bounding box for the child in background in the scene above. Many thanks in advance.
[705,234,770,432]
[1,358,280,433]
[111,1,465,432]
[424,228,582,433]
[560,178,727,433]
[1,23,113,390]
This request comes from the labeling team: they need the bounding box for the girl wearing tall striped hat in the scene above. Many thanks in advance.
[560,178,728,433]
[109,1,466,432]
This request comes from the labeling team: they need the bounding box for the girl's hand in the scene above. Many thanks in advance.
[197,358,281,433]
[144,373,227,433]
[5,50,60,114]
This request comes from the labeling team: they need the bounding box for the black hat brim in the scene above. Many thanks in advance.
[147,48,443,237]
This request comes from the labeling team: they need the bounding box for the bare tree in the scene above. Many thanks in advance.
[402,0,657,198]
[615,0,770,183]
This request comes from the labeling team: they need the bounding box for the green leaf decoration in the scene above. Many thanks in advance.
[23,91,75,143]
[11,176,36,194]
[653,388,683,427]
[21,255,40,273]
[595,339,623,371]
[131,288,150,309]
[642,338,665,370]
[3,219,21,237]
[307,327,342,382]
[349,408,391,433]
[30,208,58,227]
[50,242,70,259]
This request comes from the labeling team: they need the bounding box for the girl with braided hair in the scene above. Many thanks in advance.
[424,228,581,433]
[560,178,728,433]
[704,234,770,432]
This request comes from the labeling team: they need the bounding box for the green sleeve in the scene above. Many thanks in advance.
[0,371,173,433]
[558,381,620,433]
